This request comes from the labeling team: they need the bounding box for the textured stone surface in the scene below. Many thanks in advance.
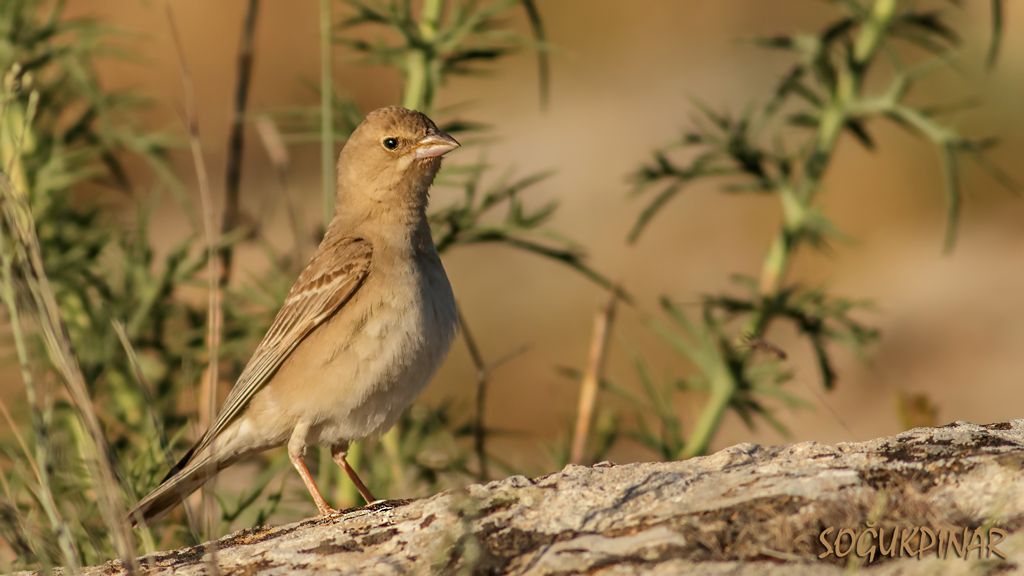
[55,421,1024,574]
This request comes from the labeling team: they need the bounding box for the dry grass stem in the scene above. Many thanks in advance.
[571,288,618,464]
[166,5,223,560]
[221,0,260,284]
[319,0,334,227]
[458,305,529,483]
[0,169,137,571]
[0,397,40,486]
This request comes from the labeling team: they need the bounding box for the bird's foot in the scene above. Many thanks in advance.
[364,498,407,512]
[300,506,338,523]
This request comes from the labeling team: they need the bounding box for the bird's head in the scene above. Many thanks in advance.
[336,106,459,220]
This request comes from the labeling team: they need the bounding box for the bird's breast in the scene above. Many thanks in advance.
[353,249,457,378]
[262,245,458,443]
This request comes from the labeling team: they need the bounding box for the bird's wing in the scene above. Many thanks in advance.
[191,235,373,458]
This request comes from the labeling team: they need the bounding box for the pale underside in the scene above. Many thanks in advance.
[205,237,458,465]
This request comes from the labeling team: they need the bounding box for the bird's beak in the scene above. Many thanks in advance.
[414,130,460,159]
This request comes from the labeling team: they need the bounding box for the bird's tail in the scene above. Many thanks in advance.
[126,448,232,527]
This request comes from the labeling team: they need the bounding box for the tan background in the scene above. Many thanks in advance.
[51,0,1024,469]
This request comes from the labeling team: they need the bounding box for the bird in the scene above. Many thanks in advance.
[128,106,461,526]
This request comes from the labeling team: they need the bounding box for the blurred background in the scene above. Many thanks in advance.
[61,0,1023,453]
[3,0,1024,564]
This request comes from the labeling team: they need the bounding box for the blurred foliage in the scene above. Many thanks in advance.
[335,0,548,111]
[600,0,1016,462]
[0,0,604,571]
[0,0,291,569]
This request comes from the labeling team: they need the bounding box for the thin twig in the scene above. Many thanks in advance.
[0,396,41,485]
[315,0,337,503]
[167,5,222,560]
[737,335,788,360]
[519,0,550,109]
[570,287,618,464]
[320,0,334,228]
[457,306,486,481]
[0,457,34,561]
[986,0,1003,70]
[220,0,261,284]
[484,345,530,376]
[457,304,528,483]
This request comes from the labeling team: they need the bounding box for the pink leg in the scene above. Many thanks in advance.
[288,422,335,516]
[331,443,377,504]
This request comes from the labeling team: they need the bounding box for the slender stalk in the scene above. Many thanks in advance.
[519,0,550,109]
[679,364,735,460]
[0,396,40,487]
[0,169,137,571]
[680,0,899,460]
[420,0,443,38]
[570,289,617,464]
[765,0,898,293]
[221,0,261,284]
[320,0,335,227]
[0,217,78,570]
[0,459,34,563]
[986,0,1003,69]
[316,0,337,506]
[403,0,443,112]
[458,306,488,481]
[456,305,528,482]
[758,232,791,296]
[402,50,428,112]
[167,6,222,558]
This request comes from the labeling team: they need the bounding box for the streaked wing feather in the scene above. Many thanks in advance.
[191,235,373,457]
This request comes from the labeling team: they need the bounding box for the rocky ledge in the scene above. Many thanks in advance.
[57,421,1024,575]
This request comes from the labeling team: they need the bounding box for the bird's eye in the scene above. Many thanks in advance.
[383,137,398,150]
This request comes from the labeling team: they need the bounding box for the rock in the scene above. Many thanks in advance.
[54,421,1024,575]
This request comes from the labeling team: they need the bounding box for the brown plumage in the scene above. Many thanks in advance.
[128,106,460,526]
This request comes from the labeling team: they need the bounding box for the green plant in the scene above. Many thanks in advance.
[0,1,295,568]
[609,0,1016,461]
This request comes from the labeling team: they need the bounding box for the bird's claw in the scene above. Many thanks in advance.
[306,504,337,520]
[364,499,393,512]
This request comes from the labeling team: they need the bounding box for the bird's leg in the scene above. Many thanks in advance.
[331,442,378,504]
[288,423,335,516]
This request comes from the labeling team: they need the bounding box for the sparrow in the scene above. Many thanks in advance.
[128,106,460,525]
